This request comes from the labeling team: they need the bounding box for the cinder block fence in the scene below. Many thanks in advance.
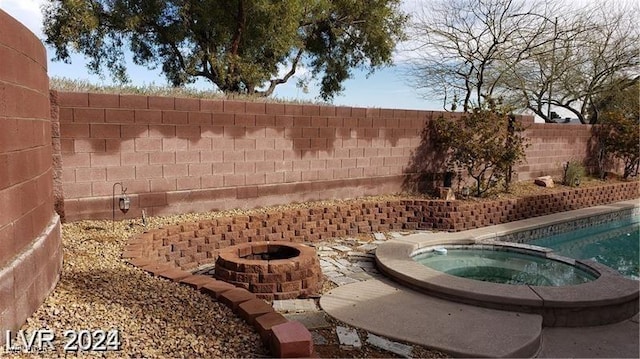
[53,91,594,221]
[0,9,62,346]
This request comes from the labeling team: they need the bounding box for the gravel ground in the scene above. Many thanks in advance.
[6,179,618,358]
[2,217,267,358]
[2,194,441,358]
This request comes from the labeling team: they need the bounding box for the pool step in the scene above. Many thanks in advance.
[320,278,543,358]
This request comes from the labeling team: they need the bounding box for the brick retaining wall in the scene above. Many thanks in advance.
[124,181,639,273]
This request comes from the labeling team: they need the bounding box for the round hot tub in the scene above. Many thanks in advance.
[376,237,639,327]
[215,242,323,300]
[413,245,597,286]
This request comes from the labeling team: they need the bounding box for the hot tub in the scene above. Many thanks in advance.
[376,237,638,326]
[413,245,597,286]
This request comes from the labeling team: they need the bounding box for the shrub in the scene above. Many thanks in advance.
[563,161,586,187]
[596,112,640,179]
[432,100,529,197]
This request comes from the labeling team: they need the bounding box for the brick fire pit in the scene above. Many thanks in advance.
[214,242,323,300]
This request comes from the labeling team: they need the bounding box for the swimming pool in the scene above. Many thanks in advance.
[531,216,639,280]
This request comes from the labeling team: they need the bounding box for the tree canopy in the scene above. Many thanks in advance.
[591,78,639,178]
[43,0,407,100]
[432,100,528,197]
[407,0,639,123]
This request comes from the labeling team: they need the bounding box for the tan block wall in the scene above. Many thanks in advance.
[519,120,595,180]
[55,92,450,220]
[0,10,62,345]
[56,91,603,220]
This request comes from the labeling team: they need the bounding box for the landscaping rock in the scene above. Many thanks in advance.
[273,299,319,313]
[336,326,362,349]
[329,275,359,286]
[373,232,387,241]
[535,176,554,188]
[13,219,266,358]
[438,186,456,200]
[366,333,413,358]
[311,331,328,345]
[283,312,331,329]
[331,245,352,252]
[357,243,378,252]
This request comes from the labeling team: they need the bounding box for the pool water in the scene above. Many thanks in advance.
[413,248,597,286]
[532,217,640,280]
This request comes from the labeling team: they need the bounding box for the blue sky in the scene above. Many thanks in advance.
[0,0,442,110]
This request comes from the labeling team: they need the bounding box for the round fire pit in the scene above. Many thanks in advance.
[215,241,323,300]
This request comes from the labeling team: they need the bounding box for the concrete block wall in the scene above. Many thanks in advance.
[122,181,638,275]
[0,10,63,345]
[55,92,447,220]
[520,121,594,180]
[54,92,603,221]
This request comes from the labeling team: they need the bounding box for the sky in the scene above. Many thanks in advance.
[0,0,442,111]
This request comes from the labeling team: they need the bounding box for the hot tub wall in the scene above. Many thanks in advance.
[0,10,63,345]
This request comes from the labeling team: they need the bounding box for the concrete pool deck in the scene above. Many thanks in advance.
[320,278,640,358]
[374,200,639,327]
[320,200,640,357]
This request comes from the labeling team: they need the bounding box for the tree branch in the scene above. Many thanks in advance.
[259,48,304,97]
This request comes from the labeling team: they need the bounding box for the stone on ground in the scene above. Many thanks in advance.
[534,176,554,187]
[357,243,378,252]
[366,333,413,358]
[332,245,352,252]
[311,331,328,345]
[283,312,331,329]
[373,232,387,241]
[329,275,359,286]
[336,326,362,349]
[272,299,319,313]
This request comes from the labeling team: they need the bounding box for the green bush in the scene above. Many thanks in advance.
[563,161,586,187]
[597,112,640,179]
[432,100,529,197]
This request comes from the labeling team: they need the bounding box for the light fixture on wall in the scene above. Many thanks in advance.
[112,182,130,228]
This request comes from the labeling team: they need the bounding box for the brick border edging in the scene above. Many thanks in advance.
[123,181,639,272]
[125,263,314,358]
[215,242,323,300]
[121,181,638,356]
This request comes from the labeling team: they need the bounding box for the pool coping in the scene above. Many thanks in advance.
[376,199,640,326]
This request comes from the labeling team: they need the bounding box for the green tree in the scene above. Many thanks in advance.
[591,79,640,179]
[433,101,528,197]
[43,0,407,100]
[589,78,639,124]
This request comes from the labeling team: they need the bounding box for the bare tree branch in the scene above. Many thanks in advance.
[259,49,304,97]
